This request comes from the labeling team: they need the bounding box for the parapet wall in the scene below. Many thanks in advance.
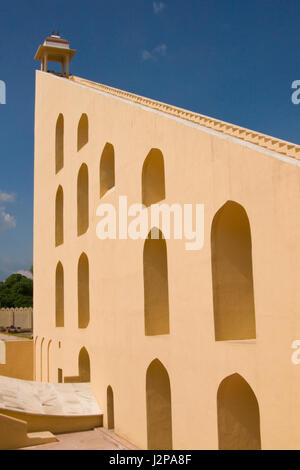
[0,308,33,329]
[0,340,34,380]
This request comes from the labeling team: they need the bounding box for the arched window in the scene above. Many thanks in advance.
[77,113,88,151]
[77,164,89,236]
[211,201,256,341]
[107,386,115,429]
[100,143,115,198]
[78,253,90,328]
[55,186,64,246]
[146,359,172,450]
[78,347,90,382]
[217,373,261,450]
[142,149,165,207]
[55,114,64,173]
[55,262,64,327]
[143,229,170,336]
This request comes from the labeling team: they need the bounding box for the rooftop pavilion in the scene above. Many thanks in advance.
[34,32,76,78]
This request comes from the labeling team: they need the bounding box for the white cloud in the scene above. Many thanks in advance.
[0,253,32,282]
[142,50,153,61]
[0,190,16,233]
[0,255,33,282]
[142,44,167,61]
[0,207,16,233]
[153,44,167,56]
[0,191,15,203]
[153,1,166,14]
[15,270,33,280]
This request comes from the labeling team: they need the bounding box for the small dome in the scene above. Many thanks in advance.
[43,32,70,50]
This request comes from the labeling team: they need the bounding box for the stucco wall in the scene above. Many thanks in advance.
[0,340,33,380]
[33,70,300,450]
[0,308,33,329]
[0,413,56,450]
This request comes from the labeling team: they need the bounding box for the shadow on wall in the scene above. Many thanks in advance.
[77,113,88,151]
[55,262,64,327]
[77,164,89,236]
[107,385,114,430]
[55,114,64,174]
[78,253,90,329]
[55,186,64,247]
[146,358,172,450]
[142,148,165,207]
[143,229,170,336]
[64,347,91,383]
[100,143,115,198]
[217,373,261,450]
[211,200,256,341]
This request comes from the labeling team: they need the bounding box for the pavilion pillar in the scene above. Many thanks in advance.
[44,54,48,73]
[66,56,70,77]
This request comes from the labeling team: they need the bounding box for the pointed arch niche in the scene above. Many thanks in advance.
[143,229,170,336]
[55,114,64,173]
[217,373,261,450]
[55,261,64,327]
[146,359,172,450]
[77,163,89,236]
[211,201,256,341]
[100,143,115,198]
[78,252,90,328]
[142,149,165,207]
[55,185,64,246]
[77,113,88,151]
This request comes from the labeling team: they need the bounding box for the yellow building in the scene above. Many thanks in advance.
[33,33,300,450]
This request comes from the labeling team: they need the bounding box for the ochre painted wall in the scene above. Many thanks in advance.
[0,413,57,450]
[0,340,33,380]
[0,409,102,435]
[34,70,300,449]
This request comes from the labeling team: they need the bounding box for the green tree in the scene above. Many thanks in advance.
[0,274,33,308]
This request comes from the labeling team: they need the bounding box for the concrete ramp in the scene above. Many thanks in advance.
[0,375,103,434]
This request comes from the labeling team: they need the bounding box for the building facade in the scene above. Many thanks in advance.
[34,68,300,450]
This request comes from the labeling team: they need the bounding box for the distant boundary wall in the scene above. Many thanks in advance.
[0,308,33,329]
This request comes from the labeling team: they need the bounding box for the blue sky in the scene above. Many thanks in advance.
[0,0,300,280]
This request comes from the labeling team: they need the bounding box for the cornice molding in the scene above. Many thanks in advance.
[70,75,300,161]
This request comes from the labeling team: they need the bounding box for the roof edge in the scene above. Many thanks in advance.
[67,74,300,161]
